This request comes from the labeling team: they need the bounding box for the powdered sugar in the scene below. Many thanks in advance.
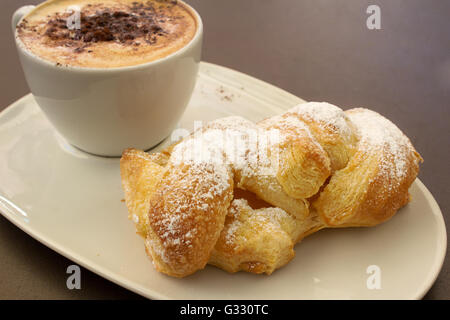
[260,113,327,158]
[289,102,353,138]
[348,108,413,181]
[170,116,281,178]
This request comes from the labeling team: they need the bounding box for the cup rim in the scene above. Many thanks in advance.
[14,0,203,73]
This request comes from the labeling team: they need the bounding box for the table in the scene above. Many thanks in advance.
[0,0,448,299]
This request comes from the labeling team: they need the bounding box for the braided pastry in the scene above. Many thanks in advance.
[120,102,422,277]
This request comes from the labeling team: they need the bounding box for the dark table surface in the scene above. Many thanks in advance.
[0,0,448,299]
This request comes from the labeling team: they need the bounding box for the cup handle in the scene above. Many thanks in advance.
[12,5,35,34]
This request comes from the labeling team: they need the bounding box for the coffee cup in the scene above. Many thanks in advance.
[12,0,203,156]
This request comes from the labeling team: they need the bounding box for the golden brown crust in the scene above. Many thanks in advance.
[209,199,296,275]
[122,148,234,278]
[182,115,318,220]
[258,113,331,199]
[209,198,323,275]
[120,148,164,236]
[288,102,359,172]
[312,108,423,227]
[120,103,422,278]
[146,161,233,277]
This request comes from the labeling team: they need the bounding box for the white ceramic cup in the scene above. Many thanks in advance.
[13,0,202,156]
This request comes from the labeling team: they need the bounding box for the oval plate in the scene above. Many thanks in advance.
[0,62,446,299]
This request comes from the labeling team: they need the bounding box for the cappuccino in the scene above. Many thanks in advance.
[17,0,197,68]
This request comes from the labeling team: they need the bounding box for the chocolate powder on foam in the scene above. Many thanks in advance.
[20,1,180,53]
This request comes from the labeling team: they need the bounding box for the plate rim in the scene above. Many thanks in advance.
[411,179,447,299]
[0,63,447,300]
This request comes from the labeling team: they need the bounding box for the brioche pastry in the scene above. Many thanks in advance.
[120,102,422,277]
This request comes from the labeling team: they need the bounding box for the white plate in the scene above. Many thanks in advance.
[0,62,446,300]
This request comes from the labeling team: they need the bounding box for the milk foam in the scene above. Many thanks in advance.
[17,0,197,68]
